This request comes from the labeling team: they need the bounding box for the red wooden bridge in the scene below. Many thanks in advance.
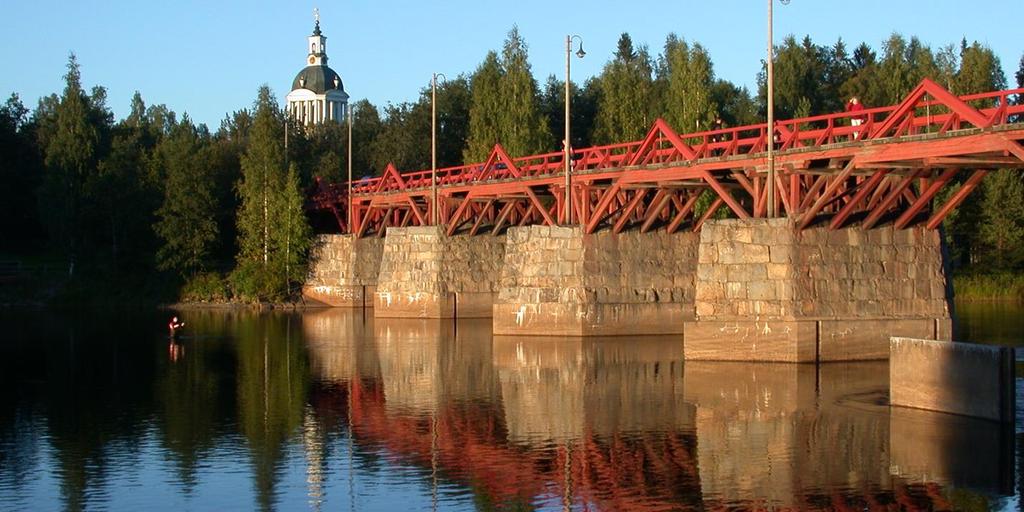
[310,79,1024,237]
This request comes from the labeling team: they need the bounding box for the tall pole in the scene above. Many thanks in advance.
[766,0,776,218]
[564,35,572,225]
[431,73,440,226]
[564,36,584,225]
[347,103,353,234]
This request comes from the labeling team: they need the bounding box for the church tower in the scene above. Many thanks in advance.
[287,9,349,125]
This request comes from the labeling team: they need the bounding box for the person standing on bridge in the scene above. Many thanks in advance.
[845,96,867,139]
[711,117,727,155]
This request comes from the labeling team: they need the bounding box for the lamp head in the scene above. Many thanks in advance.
[575,43,586,59]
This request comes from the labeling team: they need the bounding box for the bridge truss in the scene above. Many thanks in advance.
[310,79,1024,237]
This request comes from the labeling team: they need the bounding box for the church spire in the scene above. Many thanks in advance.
[306,8,327,66]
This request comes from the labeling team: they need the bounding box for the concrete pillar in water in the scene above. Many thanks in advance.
[493,226,697,336]
[303,234,384,307]
[684,218,953,362]
[374,226,506,318]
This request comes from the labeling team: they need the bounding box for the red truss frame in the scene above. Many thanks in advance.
[309,79,1024,237]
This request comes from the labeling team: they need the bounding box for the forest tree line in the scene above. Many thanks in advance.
[1,28,1023,302]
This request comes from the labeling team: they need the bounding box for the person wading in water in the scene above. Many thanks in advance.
[168,316,185,338]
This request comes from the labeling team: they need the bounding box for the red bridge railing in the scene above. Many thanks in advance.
[311,79,1024,235]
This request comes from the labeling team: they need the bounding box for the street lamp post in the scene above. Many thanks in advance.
[565,35,585,225]
[767,0,776,218]
[347,103,354,234]
[767,0,790,218]
[431,73,447,226]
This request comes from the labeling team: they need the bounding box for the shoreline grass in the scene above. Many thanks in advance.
[952,272,1024,301]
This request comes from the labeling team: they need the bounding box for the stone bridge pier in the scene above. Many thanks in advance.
[684,219,952,362]
[304,219,952,362]
[303,234,383,307]
[492,226,696,336]
[374,226,506,318]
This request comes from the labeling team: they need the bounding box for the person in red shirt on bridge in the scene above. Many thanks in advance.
[845,96,867,139]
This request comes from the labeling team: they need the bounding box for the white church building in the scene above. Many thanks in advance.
[286,12,349,125]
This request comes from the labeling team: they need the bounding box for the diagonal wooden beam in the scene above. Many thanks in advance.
[584,183,622,234]
[469,199,495,236]
[775,174,794,218]
[376,207,395,238]
[798,158,858,229]
[731,171,756,196]
[446,196,474,236]
[516,201,536,226]
[524,188,556,226]
[612,189,649,234]
[829,169,888,230]
[1000,136,1024,162]
[356,205,375,238]
[694,197,724,232]
[667,193,702,234]
[699,169,749,219]
[798,175,829,212]
[406,197,426,225]
[398,208,412,228]
[893,168,959,229]
[926,170,989,229]
[640,190,672,233]
[490,200,517,236]
[628,119,697,166]
[861,169,927,230]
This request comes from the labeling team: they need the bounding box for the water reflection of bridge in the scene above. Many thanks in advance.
[302,309,1013,510]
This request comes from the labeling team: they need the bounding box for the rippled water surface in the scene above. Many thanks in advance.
[0,303,1021,511]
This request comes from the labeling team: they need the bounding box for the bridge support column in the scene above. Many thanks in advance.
[683,219,952,362]
[303,234,384,307]
[375,226,506,318]
[493,226,697,336]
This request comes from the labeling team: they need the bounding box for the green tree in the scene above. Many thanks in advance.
[710,80,759,127]
[593,33,656,144]
[840,42,883,105]
[234,85,287,298]
[496,26,551,157]
[233,86,312,300]
[348,99,382,176]
[538,75,595,151]
[876,34,936,104]
[978,170,1024,270]
[370,101,430,171]
[153,116,219,275]
[661,35,717,135]
[955,41,1006,96]
[823,38,855,113]
[38,54,104,274]
[272,165,313,290]
[0,93,43,248]
[768,36,830,118]
[464,51,503,162]
[431,76,472,167]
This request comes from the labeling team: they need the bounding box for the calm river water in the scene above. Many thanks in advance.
[1,303,1021,511]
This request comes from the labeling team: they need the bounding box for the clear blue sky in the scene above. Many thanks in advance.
[2,0,1020,128]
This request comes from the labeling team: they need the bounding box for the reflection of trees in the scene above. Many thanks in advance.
[155,332,236,492]
[32,311,158,512]
[0,313,45,496]
[235,313,309,512]
[1,308,1010,510]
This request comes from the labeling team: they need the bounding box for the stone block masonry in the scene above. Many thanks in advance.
[375,226,506,318]
[684,218,952,362]
[303,234,383,307]
[493,226,697,336]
